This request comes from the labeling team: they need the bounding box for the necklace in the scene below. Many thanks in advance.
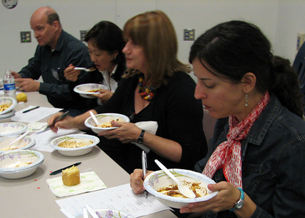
[138,73,157,101]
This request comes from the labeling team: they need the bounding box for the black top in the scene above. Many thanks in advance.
[94,71,208,173]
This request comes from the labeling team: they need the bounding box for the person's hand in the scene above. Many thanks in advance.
[15,78,40,92]
[10,71,22,79]
[92,89,114,104]
[180,181,241,214]
[130,169,153,194]
[64,64,81,82]
[98,121,141,143]
[47,112,75,133]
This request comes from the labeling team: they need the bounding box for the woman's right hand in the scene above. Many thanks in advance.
[47,112,74,133]
[130,169,153,194]
[64,64,81,82]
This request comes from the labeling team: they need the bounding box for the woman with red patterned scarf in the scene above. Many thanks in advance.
[130,20,305,218]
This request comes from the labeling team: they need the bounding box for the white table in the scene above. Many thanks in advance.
[0,92,177,218]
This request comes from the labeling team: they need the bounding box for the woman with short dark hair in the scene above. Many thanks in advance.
[65,21,126,107]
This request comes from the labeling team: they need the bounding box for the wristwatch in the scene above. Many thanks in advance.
[229,188,244,211]
[137,130,145,144]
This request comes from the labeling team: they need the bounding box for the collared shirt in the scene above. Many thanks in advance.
[195,93,305,218]
[99,64,118,92]
[18,30,92,109]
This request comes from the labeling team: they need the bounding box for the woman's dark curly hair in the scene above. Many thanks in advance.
[189,20,303,118]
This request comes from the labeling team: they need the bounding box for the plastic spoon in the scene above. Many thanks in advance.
[8,131,30,150]
[74,67,96,72]
[154,159,196,199]
[83,208,88,218]
[89,111,99,126]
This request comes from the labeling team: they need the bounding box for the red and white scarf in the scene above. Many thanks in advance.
[202,92,270,188]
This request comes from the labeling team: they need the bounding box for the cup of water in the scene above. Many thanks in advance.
[0,78,3,90]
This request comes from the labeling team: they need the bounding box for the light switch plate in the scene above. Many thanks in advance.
[80,30,88,41]
[184,29,195,41]
[20,31,31,43]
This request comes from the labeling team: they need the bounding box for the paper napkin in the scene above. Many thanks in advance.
[132,121,158,153]
[46,171,107,198]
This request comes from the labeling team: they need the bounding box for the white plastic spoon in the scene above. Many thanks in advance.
[154,159,196,199]
[8,131,30,150]
[83,208,88,218]
[89,111,99,126]
[74,67,96,72]
[85,205,99,218]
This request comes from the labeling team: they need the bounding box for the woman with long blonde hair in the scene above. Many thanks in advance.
[48,10,207,174]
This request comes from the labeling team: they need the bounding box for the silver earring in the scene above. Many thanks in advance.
[245,94,248,107]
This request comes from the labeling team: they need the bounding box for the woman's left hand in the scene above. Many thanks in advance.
[180,181,240,214]
[92,89,114,104]
[98,121,141,144]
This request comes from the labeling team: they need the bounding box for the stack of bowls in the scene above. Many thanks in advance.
[0,97,17,120]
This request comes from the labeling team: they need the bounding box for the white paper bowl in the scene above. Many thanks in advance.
[0,122,27,136]
[84,113,130,134]
[0,150,44,179]
[0,97,17,115]
[73,83,108,98]
[50,134,100,156]
[0,135,35,153]
[76,208,135,218]
[0,109,15,120]
[144,169,218,209]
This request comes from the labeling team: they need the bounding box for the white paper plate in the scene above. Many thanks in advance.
[144,169,218,208]
[0,97,17,115]
[0,150,44,179]
[0,122,27,136]
[84,113,130,134]
[50,134,100,156]
[73,83,107,98]
[0,135,35,153]
[0,109,15,120]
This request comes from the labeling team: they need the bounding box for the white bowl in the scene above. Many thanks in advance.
[84,113,130,134]
[73,83,108,99]
[0,122,27,136]
[50,134,100,156]
[144,169,218,208]
[0,150,44,179]
[0,97,17,115]
[0,135,35,153]
[76,208,135,218]
[0,109,15,120]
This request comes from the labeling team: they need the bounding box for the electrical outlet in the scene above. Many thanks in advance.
[184,29,195,41]
[80,30,88,41]
[20,31,31,43]
[297,33,305,51]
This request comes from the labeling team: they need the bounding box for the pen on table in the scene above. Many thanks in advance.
[50,162,81,175]
[23,106,40,113]
[142,150,148,198]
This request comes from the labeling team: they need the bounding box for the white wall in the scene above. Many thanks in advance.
[0,0,304,78]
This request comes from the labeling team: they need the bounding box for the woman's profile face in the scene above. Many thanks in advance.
[123,38,147,73]
[192,57,245,119]
[87,40,117,72]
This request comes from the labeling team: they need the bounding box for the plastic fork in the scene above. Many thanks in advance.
[155,159,196,199]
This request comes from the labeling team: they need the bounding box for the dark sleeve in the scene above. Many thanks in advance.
[94,76,133,113]
[160,72,208,170]
[18,46,42,80]
[40,44,91,100]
